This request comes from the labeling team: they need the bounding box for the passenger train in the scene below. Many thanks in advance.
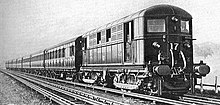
[5,5,210,95]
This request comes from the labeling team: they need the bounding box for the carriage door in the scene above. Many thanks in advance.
[124,21,134,63]
[82,37,87,65]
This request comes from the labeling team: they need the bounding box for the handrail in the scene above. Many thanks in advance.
[196,76,219,94]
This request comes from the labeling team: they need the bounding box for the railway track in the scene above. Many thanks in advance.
[180,94,220,105]
[2,69,219,105]
[1,70,126,105]
[12,71,193,105]
[26,72,220,105]
[1,70,77,105]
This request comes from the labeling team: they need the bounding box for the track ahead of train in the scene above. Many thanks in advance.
[1,69,126,105]
[180,94,220,105]
[1,69,220,105]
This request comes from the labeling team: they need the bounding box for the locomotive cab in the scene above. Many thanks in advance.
[142,5,209,95]
[145,16,193,73]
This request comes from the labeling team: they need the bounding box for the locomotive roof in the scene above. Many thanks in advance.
[43,5,192,50]
[8,5,192,62]
[83,4,192,36]
[144,5,192,18]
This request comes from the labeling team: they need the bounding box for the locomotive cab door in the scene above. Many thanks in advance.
[124,21,134,63]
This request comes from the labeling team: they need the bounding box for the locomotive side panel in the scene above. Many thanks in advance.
[80,15,146,87]
[82,18,145,67]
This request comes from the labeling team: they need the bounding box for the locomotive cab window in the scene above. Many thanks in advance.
[181,20,189,33]
[147,19,165,32]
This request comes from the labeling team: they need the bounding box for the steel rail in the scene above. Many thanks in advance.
[0,70,77,105]
[25,72,193,105]
[184,94,220,102]
[180,97,219,105]
[182,94,220,105]
[11,71,127,105]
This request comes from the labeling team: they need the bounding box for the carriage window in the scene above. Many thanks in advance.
[147,19,165,32]
[55,50,57,58]
[117,24,122,31]
[62,48,65,57]
[70,45,74,56]
[181,20,189,33]
[97,32,101,44]
[112,26,117,33]
[106,29,111,42]
[84,38,87,50]
[58,49,61,58]
[92,34,97,45]
[50,52,53,59]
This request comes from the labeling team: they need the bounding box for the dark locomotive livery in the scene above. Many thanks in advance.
[5,5,210,95]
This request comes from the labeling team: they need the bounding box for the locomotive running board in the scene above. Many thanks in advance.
[114,83,139,90]
[82,79,96,84]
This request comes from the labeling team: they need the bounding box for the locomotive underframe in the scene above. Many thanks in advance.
[80,64,192,95]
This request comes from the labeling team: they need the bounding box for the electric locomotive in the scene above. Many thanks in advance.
[79,5,210,95]
[5,4,210,96]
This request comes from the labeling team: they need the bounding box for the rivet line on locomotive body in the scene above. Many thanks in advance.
[5,5,210,96]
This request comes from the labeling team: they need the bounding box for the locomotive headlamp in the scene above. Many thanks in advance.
[184,43,191,48]
[154,65,171,75]
[171,16,178,22]
[184,40,191,48]
[194,65,210,76]
[148,72,153,77]
[152,42,160,48]
[162,35,166,42]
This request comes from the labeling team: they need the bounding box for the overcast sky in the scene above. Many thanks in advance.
[0,0,220,66]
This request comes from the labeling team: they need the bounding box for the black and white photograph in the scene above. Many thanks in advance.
[0,0,220,104]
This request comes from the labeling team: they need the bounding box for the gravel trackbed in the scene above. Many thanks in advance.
[0,72,51,105]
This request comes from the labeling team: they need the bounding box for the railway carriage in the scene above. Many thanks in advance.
[30,51,44,69]
[22,55,31,70]
[9,60,12,69]
[5,61,9,69]
[44,36,82,79]
[29,51,44,74]
[6,60,11,69]
[6,4,210,96]
[16,58,22,69]
[11,60,14,69]
[10,59,17,70]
